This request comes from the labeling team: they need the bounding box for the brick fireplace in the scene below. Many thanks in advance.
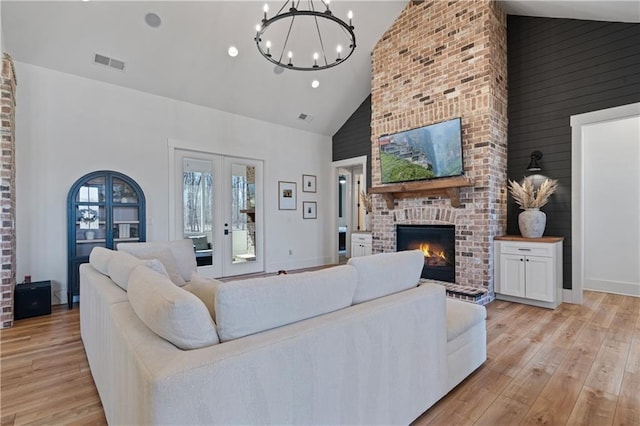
[370,1,508,303]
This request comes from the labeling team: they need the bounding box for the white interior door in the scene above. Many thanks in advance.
[174,150,264,278]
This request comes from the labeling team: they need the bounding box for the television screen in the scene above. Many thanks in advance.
[378,117,463,184]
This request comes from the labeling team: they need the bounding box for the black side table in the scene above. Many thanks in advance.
[14,280,52,320]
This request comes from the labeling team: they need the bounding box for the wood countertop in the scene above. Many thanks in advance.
[494,235,564,243]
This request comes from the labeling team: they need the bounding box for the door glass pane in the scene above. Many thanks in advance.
[183,158,213,266]
[76,177,105,203]
[113,178,138,204]
[231,164,256,264]
[76,205,106,255]
[113,206,140,242]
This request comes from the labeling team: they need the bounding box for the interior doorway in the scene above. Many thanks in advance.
[571,102,640,300]
[332,156,367,264]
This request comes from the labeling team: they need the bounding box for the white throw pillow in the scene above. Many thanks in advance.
[215,265,357,342]
[106,250,168,291]
[347,250,424,304]
[118,240,197,283]
[187,273,223,320]
[128,265,220,350]
[118,244,186,286]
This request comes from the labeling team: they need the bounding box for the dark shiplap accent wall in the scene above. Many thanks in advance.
[332,95,372,188]
[507,16,640,289]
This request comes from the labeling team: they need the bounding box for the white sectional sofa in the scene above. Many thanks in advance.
[80,241,486,425]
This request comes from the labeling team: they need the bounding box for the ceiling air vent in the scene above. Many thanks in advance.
[298,113,314,122]
[93,53,126,72]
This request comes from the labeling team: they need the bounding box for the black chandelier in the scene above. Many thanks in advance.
[254,1,356,71]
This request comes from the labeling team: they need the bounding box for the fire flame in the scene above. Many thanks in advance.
[419,243,446,261]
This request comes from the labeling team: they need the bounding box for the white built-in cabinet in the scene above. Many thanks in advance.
[494,236,563,309]
[351,232,372,258]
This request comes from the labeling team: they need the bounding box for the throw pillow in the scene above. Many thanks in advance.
[107,250,168,291]
[119,245,186,286]
[128,265,220,350]
[187,273,222,320]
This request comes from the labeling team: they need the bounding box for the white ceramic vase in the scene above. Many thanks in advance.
[518,208,546,238]
[364,213,372,231]
[85,230,95,240]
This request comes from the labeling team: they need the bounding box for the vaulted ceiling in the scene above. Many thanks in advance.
[2,1,638,136]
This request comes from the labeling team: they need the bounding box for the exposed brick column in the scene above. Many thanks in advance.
[1,54,17,329]
[370,1,507,301]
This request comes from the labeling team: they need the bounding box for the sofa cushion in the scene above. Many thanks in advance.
[189,235,209,251]
[185,273,223,320]
[106,250,168,291]
[347,250,424,304]
[117,239,196,284]
[215,265,357,342]
[128,265,220,350]
[118,243,187,286]
[89,246,113,275]
[446,298,487,342]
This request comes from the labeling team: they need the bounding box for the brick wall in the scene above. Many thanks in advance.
[370,0,507,302]
[1,54,17,328]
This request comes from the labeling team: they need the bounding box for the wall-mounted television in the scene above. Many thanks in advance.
[378,117,464,184]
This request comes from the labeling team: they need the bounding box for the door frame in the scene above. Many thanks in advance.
[570,102,640,303]
[168,140,265,278]
[331,156,367,265]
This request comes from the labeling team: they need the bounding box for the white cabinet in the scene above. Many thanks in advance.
[494,237,563,309]
[351,232,372,258]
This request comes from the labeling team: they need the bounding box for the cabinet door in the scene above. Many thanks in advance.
[500,254,525,297]
[525,256,554,302]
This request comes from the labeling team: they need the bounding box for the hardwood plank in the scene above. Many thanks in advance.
[584,337,630,396]
[566,386,618,426]
[474,395,529,426]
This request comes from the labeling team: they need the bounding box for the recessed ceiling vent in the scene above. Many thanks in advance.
[93,53,126,71]
[298,113,314,122]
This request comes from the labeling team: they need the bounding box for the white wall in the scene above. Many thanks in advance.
[15,62,333,304]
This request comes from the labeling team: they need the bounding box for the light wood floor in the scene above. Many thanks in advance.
[1,291,638,425]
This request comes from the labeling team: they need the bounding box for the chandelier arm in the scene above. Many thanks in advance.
[278,13,297,64]
[312,13,329,67]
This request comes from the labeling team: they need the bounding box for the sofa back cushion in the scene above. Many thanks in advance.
[89,247,167,291]
[347,250,424,304]
[118,240,196,286]
[215,265,357,342]
[128,265,220,350]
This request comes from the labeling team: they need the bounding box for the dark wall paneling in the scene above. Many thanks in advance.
[507,15,640,289]
[332,95,372,188]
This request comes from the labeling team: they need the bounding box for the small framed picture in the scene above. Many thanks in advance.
[302,201,317,219]
[278,181,297,210]
[302,174,317,193]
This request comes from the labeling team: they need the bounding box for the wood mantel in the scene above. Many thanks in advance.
[370,176,475,209]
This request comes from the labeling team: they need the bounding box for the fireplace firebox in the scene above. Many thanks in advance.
[397,224,455,283]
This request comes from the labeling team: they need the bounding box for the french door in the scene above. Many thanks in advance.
[174,150,264,277]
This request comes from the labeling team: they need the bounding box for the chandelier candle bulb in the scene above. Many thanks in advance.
[266,40,271,56]
[263,3,268,21]
[313,52,319,67]
[337,45,342,60]
[348,10,353,27]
